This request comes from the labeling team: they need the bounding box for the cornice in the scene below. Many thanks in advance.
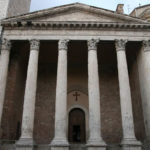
[1,21,150,30]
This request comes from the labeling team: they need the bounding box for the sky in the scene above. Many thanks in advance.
[30,0,150,14]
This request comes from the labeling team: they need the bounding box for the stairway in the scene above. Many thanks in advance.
[69,144,121,150]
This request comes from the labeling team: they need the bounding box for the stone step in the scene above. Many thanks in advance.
[106,145,121,150]
[70,144,86,150]
[0,144,15,150]
[1,144,145,150]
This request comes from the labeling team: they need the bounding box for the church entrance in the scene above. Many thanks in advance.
[68,108,86,144]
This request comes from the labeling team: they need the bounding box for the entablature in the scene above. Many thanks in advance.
[1,21,150,30]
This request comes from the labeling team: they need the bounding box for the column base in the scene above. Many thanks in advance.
[51,138,69,146]
[16,138,35,150]
[50,138,69,150]
[87,139,106,150]
[121,138,142,150]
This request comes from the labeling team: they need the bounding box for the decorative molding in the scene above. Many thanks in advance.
[1,21,150,30]
[87,39,99,50]
[30,39,40,51]
[115,39,127,51]
[1,38,11,51]
[143,40,150,52]
[58,39,69,51]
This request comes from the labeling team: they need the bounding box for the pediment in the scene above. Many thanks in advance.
[1,3,148,24]
[32,10,121,22]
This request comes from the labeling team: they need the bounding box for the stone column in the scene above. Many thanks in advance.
[87,39,106,150]
[0,39,11,137]
[115,39,141,150]
[51,39,69,150]
[16,39,40,149]
[141,40,150,150]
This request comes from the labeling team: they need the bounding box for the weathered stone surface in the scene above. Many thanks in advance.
[1,2,150,150]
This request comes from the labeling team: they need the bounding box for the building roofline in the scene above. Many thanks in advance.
[130,4,150,16]
[1,2,148,24]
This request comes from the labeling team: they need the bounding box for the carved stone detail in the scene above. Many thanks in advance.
[87,39,99,50]
[58,39,69,51]
[1,38,11,51]
[115,39,127,51]
[30,39,40,51]
[143,40,150,52]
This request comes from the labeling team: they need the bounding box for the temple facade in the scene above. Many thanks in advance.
[0,1,150,150]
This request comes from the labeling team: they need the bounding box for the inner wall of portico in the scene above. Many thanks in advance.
[1,41,29,141]
[0,40,145,145]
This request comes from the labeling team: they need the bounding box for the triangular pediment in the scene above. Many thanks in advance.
[32,10,121,22]
[1,3,148,24]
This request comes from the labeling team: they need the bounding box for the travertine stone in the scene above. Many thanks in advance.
[0,38,11,135]
[141,40,150,150]
[51,39,69,147]
[115,39,142,150]
[51,146,69,150]
[88,147,106,150]
[16,40,40,148]
[87,39,106,149]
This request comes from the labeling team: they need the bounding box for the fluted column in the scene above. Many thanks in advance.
[51,39,69,149]
[115,39,141,150]
[87,39,106,150]
[0,39,11,136]
[16,40,40,148]
[141,40,150,150]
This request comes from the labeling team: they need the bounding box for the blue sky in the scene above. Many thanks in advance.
[30,0,150,14]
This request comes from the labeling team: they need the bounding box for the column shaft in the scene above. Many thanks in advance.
[87,39,106,148]
[0,39,11,133]
[51,39,69,146]
[115,39,141,149]
[17,39,40,145]
[140,40,150,149]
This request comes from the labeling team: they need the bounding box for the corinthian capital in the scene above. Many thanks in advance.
[58,39,69,51]
[30,39,40,51]
[115,39,127,51]
[87,39,99,50]
[142,40,150,52]
[1,38,11,51]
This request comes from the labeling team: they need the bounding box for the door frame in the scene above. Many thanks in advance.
[68,105,89,143]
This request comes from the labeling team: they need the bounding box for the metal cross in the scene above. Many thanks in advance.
[73,91,80,101]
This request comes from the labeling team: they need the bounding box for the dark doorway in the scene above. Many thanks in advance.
[68,108,86,143]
